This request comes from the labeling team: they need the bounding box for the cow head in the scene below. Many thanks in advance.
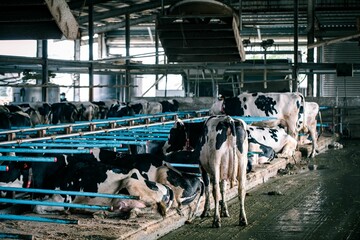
[164,119,187,153]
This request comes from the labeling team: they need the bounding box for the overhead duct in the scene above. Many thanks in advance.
[157,0,245,62]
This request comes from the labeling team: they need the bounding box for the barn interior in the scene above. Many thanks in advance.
[1,1,360,239]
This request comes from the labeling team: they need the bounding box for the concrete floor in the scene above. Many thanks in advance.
[159,138,360,240]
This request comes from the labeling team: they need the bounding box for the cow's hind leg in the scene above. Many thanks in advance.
[220,179,230,217]
[238,171,248,226]
[200,171,211,218]
[212,180,221,228]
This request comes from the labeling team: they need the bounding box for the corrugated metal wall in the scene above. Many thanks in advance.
[321,42,360,97]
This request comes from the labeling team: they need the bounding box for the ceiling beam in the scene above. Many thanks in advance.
[44,0,79,39]
[308,31,360,49]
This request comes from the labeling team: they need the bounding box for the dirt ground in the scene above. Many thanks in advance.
[1,138,359,240]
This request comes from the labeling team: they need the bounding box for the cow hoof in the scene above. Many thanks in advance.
[201,211,211,218]
[212,221,221,228]
[157,201,167,217]
[239,218,248,226]
[176,208,184,216]
[221,211,230,217]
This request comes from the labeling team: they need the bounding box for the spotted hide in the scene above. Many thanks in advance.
[247,125,298,159]
[248,140,275,172]
[210,92,306,139]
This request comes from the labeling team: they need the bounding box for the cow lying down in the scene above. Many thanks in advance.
[1,151,203,220]
[31,161,174,219]
[97,150,204,219]
[246,125,298,172]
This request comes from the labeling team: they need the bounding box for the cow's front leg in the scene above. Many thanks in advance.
[220,179,230,217]
[200,185,211,218]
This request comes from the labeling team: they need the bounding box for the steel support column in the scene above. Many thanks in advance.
[292,0,299,92]
[307,0,315,97]
[155,24,159,91]
[125,13,131,101]
[88,0,94,101]
[41,40,48,102]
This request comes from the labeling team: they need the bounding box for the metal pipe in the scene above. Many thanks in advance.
[0,187,140,200]
[0,214,78,225]
[49,139,148,145]
[0,165,8,171]
[168,163,199,168]
[0,148,92,154]
[0,156,57,162]
[0,116,208,146]
[0,232,34,239]
[91,136,169,141]
[0,198,111,211]
[6,143,128,149]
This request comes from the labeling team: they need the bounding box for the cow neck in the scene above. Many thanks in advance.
[221,102,225,114]
[184,126,193,151]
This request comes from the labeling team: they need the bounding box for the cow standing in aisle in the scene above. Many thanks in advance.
[163,116,249,227]
[210,92,306,139]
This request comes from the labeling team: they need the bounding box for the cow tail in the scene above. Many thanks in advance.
[318,109,323,139]
[299,92,308,133]
[227,116,238,188]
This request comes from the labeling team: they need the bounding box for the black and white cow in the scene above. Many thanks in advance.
[130,100,163,115]
[14,102,52,125]
[32,161,174,217]
[3,111,32,128]
[0,161,28,197]
[210,92,306,139]
[91,101,113,119]
[162,120,206,154]
[107,102,135,118]
[247,125,298,159]
[0,152,66,198]
[160,99,180,112]
[70,101,100,121]
[97,150,204,219]
[163,116,249,227]
[14,103,43,126]
[50,102,79,124]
